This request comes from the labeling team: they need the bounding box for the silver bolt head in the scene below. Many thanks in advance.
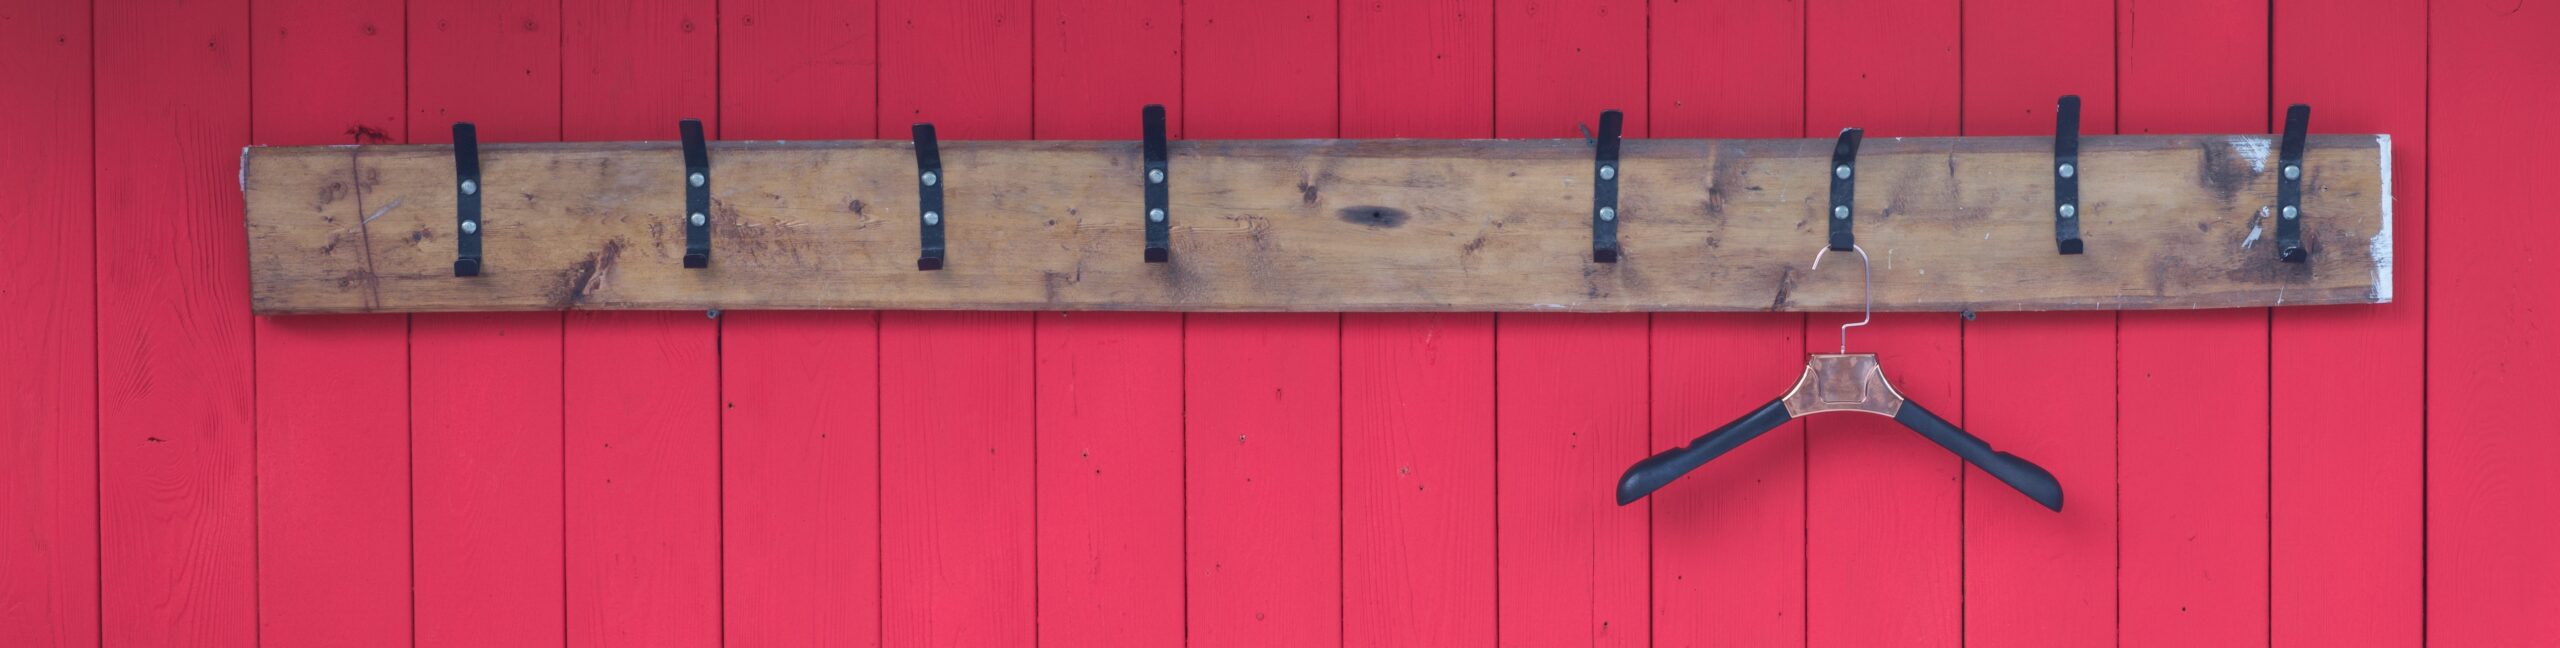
[460,179,478,195]
[923,211,941,226]
[921,171,939,186]
[1833,205,1849,220]
[1148,208,1166,222]
[1148,168,1165,184]
[1598,206,1617,221]
[2282,205,2298,220]
[460,220,478,234]
[688,172,705,187]
[2059,203,2077,218]
[1835,164,1852,179]
[2284,165,2300,180]
[2058,163,2076,178]
[689,212,706,227]
[1599,165,1616,181]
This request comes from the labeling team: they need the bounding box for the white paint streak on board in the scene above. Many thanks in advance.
[2373,134,2396,303]
[2231,137,2272,173]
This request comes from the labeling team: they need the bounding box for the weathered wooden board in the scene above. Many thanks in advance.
[241,134,2390,313]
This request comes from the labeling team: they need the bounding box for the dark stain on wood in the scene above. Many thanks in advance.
[2197,140,2251,204]
[1298,177,1320,205]
[556,238,625,307]
[1338,206,1408,229]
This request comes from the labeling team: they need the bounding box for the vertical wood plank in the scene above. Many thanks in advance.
[2271,0,2426,645]
[1957,1,2118,646]
[876,2,1037,646]
[719,0,877,141]
[1648,1,1807,645]
[1030,1,1185,646]
[408,2,569,646]
[560,1,721,646]
[2114,1,2271,644]
[1496,314,1649,647]
[714,0,886,642]
[94,0,257,644]
[1803,0,1964,644]
[715,1,883,646]
[1182,1,1342,645]
[879,312,1035,647]
[0,1,96,645]
[2427,0,2560,643]
[1184,313,1342,646]
[719,312,882,647]
[1341,312,1495,648]
[1491,2,1650,645]
[248,0,412,645]
[1340,3,1496,647]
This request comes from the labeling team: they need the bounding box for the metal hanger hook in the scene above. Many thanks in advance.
[1809,244,1872,353]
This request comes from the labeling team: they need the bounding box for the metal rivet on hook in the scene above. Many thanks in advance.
[1598,206,1616,221]
[1835,164,1852,179]
[1833,205,1849,220]
[2058,163,2075,178]
[1148,168,1165,184]
[2059,204,2077,218]
[460,179,478,195]
[921,171,939,186]
[1599,165,1616,181]
[923,211,941,226]
[689,212,706,226]
[460,220,478,234]
[2284,165,2300,180]
[2282,205,2298,220]
[1148,208,1166,222]
[688,172,705,187]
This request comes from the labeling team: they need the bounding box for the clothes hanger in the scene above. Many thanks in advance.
[1615,244,2065,511]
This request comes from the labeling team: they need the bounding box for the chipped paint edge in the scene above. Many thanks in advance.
[2372,133,2395,303]
[240,145,254,192]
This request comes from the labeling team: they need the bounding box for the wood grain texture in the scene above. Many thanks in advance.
[1648,1,1809,644]
[715,1,884,646]
[1491,5,1650,645]
[1496,313,1650,647]
[1341,314,1494,648]
[719,311,881,648]
[94,0,258,645]
[2115,0,2273,644]
[2428,0,2560,643]
[407,2,568,646]
[876,2,1038,646]
[0,1,96,645]
[1339,3,1496,647]
[2271,0,2426,645]
[248,1,413,645]
[1028,2,1184,645]
[1181,3,1343,645]
[1804,0,1964,645]
[1958,1,2119,646]
[560,2,723,647]
[239,134,2392,314]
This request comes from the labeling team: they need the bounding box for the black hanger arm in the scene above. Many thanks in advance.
[1616,397,2063,512]
[1891,402,2063,511]
[1616,399,1793,505]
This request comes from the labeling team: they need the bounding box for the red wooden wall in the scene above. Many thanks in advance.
[2,0,2551,646]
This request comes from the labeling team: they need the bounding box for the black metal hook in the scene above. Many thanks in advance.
[1591,110,1624,263]
[680,119,711,269]
[452,122,483,276]
[1828,128,1864,252]
[2054,95,2085,255]
[913,122,945,271]
[2275,104,2310,263]
[1142,104,1170,263]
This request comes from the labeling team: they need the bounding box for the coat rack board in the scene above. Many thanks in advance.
[240,129,2391,315]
